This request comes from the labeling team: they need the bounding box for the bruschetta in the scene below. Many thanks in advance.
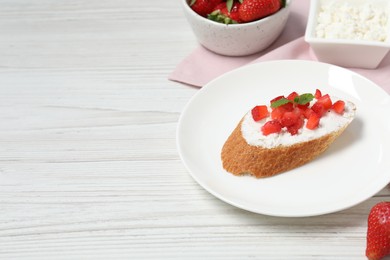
[221,89,356,178]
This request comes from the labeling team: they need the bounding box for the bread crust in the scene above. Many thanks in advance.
[221,118,350,178]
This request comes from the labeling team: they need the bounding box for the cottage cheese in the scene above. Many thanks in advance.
[315,0,389,42]
[241,100,356,149]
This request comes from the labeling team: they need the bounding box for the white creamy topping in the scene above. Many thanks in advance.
[315,0,389,42]
[241,101,356,148]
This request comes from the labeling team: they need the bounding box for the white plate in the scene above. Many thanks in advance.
[177,60,390,217]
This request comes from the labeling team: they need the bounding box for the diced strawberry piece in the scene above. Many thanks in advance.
[298,105,310,114]
[302,107,315,119]
[279,102,294,111]
[281,111,298,127]
[295,106,314,119]
[271,106,286,120]
[251,105,269,121]
[270,95,285,104]
[261,120,282,136]
[287,126,298,135]
[297,103,310,109]
[311,102,326,117]
[287,116,304,135]
[296,106,307,118]
[306,113,320,130]
[287,91,299,102]
[314,89,322,99]
[316,94,332,110]
[296,116,305,128]
[332,100,345,114]
[293,107,303,117]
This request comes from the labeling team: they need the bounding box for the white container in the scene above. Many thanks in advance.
[182,0,291,56]
[305,0,390,69]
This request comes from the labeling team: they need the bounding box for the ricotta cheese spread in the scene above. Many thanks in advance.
[315,0,389,42]
[241,100,356,148]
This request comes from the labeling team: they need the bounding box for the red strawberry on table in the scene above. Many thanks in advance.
[366,202,390,260]
[238,0,282,23]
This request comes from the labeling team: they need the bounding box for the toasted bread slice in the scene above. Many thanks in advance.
[221,101,356,178]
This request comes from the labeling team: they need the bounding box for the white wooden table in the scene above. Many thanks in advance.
[0,1,389,259]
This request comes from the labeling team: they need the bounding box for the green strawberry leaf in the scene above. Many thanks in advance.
[226,0,233,12]
[190,0,196,6]
[280,0,286,8]
[208,10,238,24]
[239,0,243,3]
[294,93,314,105]
[270,98,291,108]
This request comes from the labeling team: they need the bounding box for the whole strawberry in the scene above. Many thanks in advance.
[366,202,390,260]
[190,0,223,17]
[239,0,282,23]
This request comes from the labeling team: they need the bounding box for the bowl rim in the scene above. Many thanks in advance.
[182,0,292,27]
[304,0,390,48]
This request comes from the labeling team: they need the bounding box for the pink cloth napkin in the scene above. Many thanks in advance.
[169,0,390,94]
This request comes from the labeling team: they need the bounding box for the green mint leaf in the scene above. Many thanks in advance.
[294,93,314,105]
[271,98,291,108]
[226,0,233,12]
[190,0,196,6]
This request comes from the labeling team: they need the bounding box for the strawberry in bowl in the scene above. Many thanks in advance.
[182,0,291,56]
[190,0,285,24]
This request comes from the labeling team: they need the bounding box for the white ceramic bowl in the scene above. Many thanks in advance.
[305,0,390,69]
[182,0,291,56]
